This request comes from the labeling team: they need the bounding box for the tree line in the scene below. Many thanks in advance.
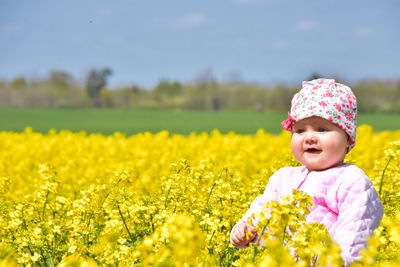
[0,69,399,113]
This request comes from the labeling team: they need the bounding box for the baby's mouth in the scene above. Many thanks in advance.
[305,148,322,154]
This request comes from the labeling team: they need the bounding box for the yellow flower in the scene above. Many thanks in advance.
[0,127,399,265]
[30,252,41,262]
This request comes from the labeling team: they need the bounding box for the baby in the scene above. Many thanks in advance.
[230,78,384,265]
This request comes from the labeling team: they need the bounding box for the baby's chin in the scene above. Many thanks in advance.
[304,161,344,172]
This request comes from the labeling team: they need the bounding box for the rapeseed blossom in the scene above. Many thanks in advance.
[0,126,399,266]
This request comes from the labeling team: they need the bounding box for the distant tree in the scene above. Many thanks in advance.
[154,79,182,103]
[49,71,73,88]
[308,72,323,81]
[86,68,112,107]
[211,97,221,111]
[9,76,27,88]
[191,69,221,110]
[131,85,141,95]
[225,71,244,85]
[307,73,344,83]
[100,89,115,108]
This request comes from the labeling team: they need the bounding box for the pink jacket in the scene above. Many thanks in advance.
[232,163,384,265]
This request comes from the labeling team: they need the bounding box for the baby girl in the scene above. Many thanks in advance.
[230,78,384,265]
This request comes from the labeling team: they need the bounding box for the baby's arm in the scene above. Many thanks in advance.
[230,168,284,248]
[333,169,384,265]
[230,221,258,248]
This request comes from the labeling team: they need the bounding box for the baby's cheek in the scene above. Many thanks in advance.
[327,137,347,158]
[290,136,302,153]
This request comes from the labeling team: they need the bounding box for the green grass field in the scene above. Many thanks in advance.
[0,108,399,135]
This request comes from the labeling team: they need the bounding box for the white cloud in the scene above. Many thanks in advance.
[355,28,374,37]
[173,13,208,28]
[295,20,316,31]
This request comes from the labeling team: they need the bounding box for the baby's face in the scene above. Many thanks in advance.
[291,117,349,171]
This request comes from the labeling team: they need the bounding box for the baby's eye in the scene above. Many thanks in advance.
[318,127,326,132]
[295,129,304,134]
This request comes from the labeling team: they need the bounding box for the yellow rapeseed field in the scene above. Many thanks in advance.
[0,125,399,266]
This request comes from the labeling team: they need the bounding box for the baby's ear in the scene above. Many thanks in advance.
[346,135,351,154]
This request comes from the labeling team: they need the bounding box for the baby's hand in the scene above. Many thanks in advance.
[230,221,258,248]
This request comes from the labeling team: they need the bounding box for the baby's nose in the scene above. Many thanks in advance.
[305,133,317,143]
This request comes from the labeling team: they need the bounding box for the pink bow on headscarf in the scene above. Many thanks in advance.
[281,112,296,131]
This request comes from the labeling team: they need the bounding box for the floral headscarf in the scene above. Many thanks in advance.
[281,78,357,151]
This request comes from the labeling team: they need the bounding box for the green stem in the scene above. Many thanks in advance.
[42,190,50,221]
[312,254,318,267]
[257,223,269,246]
[252,245,258,262]
[252,221,269,262]
[164,184,172,208]
[99,177,122,208]
[150,213,155,233]
[20,208,36,257]
[282,223,287,243]
[206,182,217,206]
[117,205,135,245]
[208,230,216,246]
[379,157,392,199]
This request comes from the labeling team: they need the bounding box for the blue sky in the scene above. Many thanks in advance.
[1,0,399,88]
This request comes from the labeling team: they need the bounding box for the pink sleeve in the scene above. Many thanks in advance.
[230,168,287,248]
[333,168,384,265]
[240,168,287,224]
